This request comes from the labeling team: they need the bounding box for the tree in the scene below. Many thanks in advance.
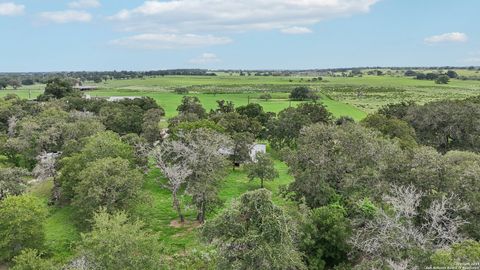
[182,129,231,223]
[296,102,332,124]
[351,185,468,268]
[431,240,480,267]
[426,73,440,80]
[435,75,450,84]
[142,108,164,143]
[202,189,305,270]
[290,86,311,101]
[216,112,262,138]
[177,96,206,118]
[0,167,29,200]
[446,70,458,79]
[229,132,255,170]
[72,157,143,227]
[42,78,75,99]
[214,99,235,114]
[0,195,48,262]
[8,79,21,90]
[286,123,404,208]
[245,152,278,188]
[301,204,352,270]
[266,103,331,150]
[266,107,309,149]
[77,210,164,270]
[174,87,189,95]
[404,70,417,77]
[378,101,416,119]
[11,249,57,270]
[236,103,274,129]
[57,131,135,203]
[151,140,193,223]
[361,113,417,149]
[259,93,272,101]
[100,103,144,135]
[0,78,8,90]
[32,152,60,182]
[404,100,480,152]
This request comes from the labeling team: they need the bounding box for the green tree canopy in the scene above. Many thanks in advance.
[0,195,48,262]
[245,152,279,188]
[77,209,164,270]
[72,157,143,227]
[202,189,305,270]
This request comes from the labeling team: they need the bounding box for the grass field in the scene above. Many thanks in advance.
[1,73,479,118]
[28,160,295,263]
[86,90,367,120]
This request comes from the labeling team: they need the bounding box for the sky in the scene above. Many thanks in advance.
[0,0,479,72]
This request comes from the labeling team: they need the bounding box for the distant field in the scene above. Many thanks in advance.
[1,73,479,117]
[86,90,367,121]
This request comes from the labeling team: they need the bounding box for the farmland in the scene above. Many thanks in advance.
[2,73,480,119]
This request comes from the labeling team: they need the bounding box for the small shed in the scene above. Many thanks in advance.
[250,144,267,162]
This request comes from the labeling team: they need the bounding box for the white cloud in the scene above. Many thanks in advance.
[0,2,25,16]
[68,0,101,9]
[463,57,480,64]
[281,26,312,34]
[39,10,92,23]
[109,0,379,32]
[110,34,232,49]
[189,53,221,64]
[424,32,468,44]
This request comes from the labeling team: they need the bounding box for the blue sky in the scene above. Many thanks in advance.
[0,0,479,71]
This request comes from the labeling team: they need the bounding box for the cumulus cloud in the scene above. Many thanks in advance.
[109,0,379,32]
[110,34,232,49]
[281,26,312,34]
[68,0,101,9]
[424,32,468,44]
[108,0,379,49]
[0,2,25,16]
[39,10,92,23]
[189,53,221,64]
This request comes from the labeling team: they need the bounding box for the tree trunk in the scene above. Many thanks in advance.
[172,193,184,223]
[50,176,61,205]
[261,178,264,188]
[197,198,206,223]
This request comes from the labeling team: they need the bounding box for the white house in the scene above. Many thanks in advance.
[250,144,267,162]
[219,143,267,163]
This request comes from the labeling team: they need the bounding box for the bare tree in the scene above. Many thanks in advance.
[7,116,17,137]
[181,129,231,223]
[32,151,61,182]
[151,140,193,223]
[351,185,468,267]
[423,194,469,248]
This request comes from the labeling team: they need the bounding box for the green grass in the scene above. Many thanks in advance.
[2,73,479,119]
[28,180,80,264]
[27,159,295,260]
[86,90,366,121]
[134,160,295,252]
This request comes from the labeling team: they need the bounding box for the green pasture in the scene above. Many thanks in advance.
[86,90,367,121]
[2,73,480,118]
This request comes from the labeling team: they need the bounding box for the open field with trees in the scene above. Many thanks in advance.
[1,69,480,269]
